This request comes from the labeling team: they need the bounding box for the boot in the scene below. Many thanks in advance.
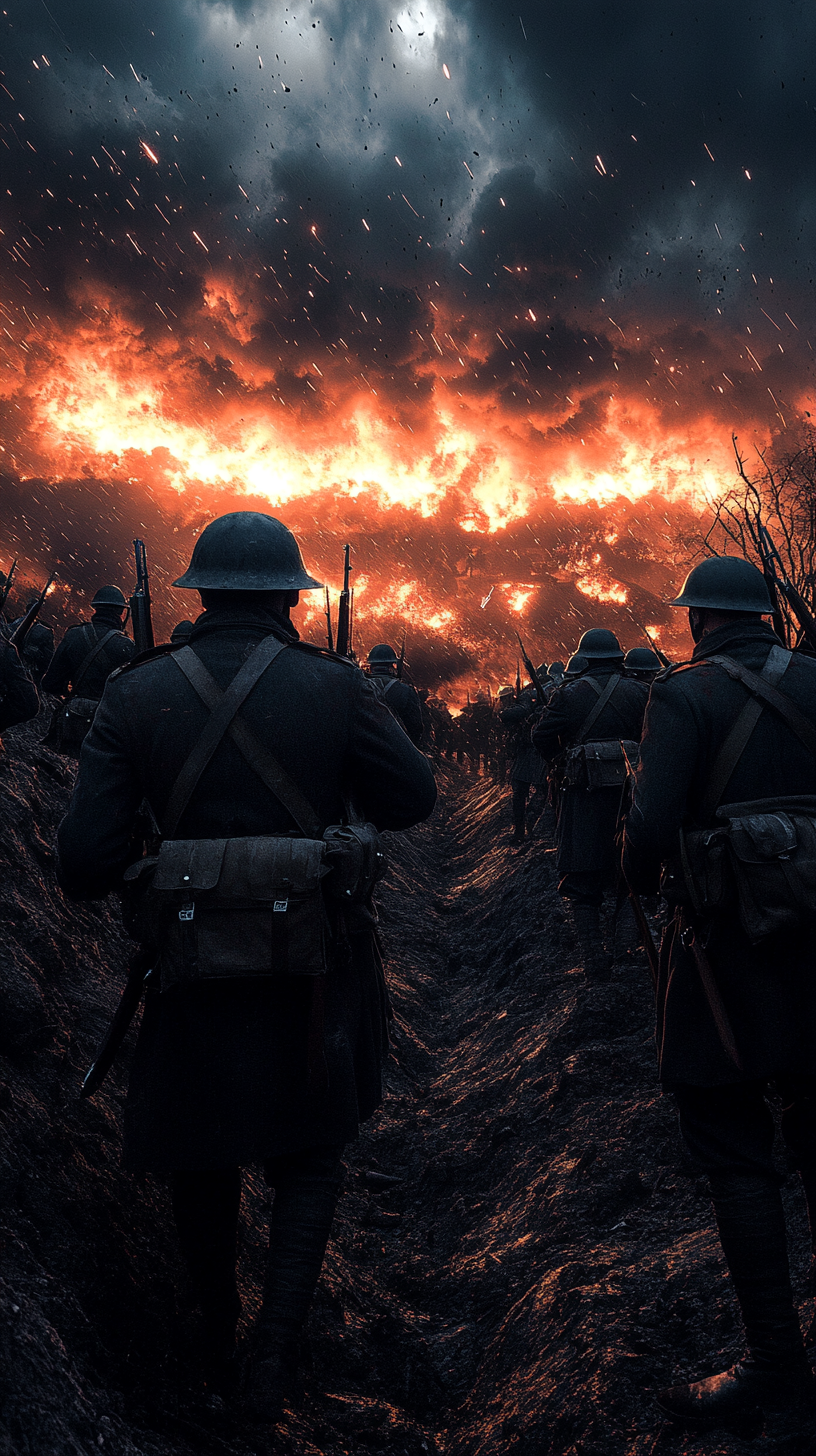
[245,1148,343,1424]
[572,903,611,982]
[657,1173,814,1430]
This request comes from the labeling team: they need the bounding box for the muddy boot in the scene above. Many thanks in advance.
[657,1173,814,1430]
[572,903,611,982]
[245,1147,343,1424]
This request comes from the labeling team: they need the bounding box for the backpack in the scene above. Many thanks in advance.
[662,646,816,941]
[122,637,386,991]
[562,675,640,789]
[42,625,124,758]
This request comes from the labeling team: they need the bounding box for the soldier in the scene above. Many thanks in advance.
[3,596,55,684]
[532,629,649,975]
[42,586,136,757]
[0,635,39,733]
[546,661,566,693]
[623,646,662,682]
[365,643,424,746]
[460,688,494,774]
[623,556,816,1433]
[501,678,548,845]
[56,513,437,1421]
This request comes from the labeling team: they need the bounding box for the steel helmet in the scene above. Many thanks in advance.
[91,585,128,608]
[170,619,195,645]
[173,512,322,592]
[548,661,565,678]
[367,643,399,665]
[565,653,588,676]
[624,647,661,673]
[669,555,773,613]
[497,685,515,698]
[536,662,549,679]
[576,627,624,660]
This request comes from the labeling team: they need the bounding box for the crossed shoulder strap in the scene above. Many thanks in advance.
[574,673,623,744]
[70,625,123,700]
[699,646,816,820]
[164,637,322,840]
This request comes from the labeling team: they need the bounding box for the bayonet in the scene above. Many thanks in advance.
[9,568,56,654]
[514,630,545,699]
[0,557,18,616]
[129,539,155,655]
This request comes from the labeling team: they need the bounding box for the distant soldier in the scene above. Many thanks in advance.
[546,660,566,693]
[42,586,136,757]
[623,557,816,1433]
[56,513,437,1418]
[501,679,547,845]
[623,646,661,682]
[564,652,588,678]
[0,636,39,733]
[460,688,494,774]
[426,695,454,757]
[3,597,55,684]
[532,629,649,975]
[494,685,515,782]
[366,644,424,746]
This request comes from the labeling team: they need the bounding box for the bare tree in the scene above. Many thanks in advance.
[701,424,816,645]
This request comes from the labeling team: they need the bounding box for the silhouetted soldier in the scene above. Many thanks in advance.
[533,629,649,976]
[4,597,54,684]
[623,646,661,682]
[366,643,424,746]
[501,680,547,845]
[42,586,135,756]
[170,619,195,646]
[623,556,816,1433]
[56,513,436,1422]
[0,636,39,733]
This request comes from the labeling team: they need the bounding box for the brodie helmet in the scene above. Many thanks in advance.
[624,647,661,674]
[174,512,322,592]
[91,585,128,609]
[170,619,195,645]
[668,556,773,613]
[565,653,588,676]
[576,627,624,660]
[497,684,515,698]
[548,660,565,679]
[367,643,399,666]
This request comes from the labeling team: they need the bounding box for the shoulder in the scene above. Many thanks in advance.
[106,642,179,687]
[291,640,361,671]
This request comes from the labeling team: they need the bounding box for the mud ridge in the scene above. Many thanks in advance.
[0,720,813,1455]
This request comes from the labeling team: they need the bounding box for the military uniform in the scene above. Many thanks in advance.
[0,636,39,732]
[533,664,648,903]
[3,615,54,684]
[42,609,135,698]
[368,673,424,746]
[57,514,436,1413]
[501,686,548,842]
[623,557,816,1430]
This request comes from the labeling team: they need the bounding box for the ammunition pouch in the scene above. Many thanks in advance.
[662,796,816,942]
[122,821,387,989]
[42,696,100,758]
[564,738,639,790]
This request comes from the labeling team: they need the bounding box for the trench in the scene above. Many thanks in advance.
[0,721,813,1456]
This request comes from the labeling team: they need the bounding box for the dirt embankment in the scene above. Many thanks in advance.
[0,718,812,1456]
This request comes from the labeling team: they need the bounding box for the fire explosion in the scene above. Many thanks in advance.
[0,2,813,690]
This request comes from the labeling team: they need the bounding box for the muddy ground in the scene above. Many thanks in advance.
[0,713,813,1456]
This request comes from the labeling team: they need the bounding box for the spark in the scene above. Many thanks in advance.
[192,231,209,252]
[480,587,494,608]
[140,142,160,164]
[704,142,715,161]
[442,63,451,78]
[362,218,371,231]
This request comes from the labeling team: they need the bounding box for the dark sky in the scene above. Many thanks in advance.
[0,1,813,671]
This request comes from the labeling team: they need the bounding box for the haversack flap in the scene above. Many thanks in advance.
[152,838,228,892]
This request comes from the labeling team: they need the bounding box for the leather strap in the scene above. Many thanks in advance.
[168,640,322,840]
[575,674,622,744]
[700,647,814,820]
[70,627,122,701]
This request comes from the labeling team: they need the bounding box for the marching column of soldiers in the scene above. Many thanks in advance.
[0,518,814,1439]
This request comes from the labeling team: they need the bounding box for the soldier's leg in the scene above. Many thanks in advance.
[247,1144,344,1420]
[658,1081,813,1428]
[778,1076,816,1283]
[171,1168,242,1366]
[510,780,528,843]
[559,871,610,981]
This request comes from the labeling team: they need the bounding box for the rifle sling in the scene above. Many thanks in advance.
[699,647,816,821]
[575,673,623,744]
[70,627,122,701]
[167,640,322,840]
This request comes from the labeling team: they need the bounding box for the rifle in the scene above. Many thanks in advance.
[335,544,352,658]
[515,659,521,698]
[324,586,334,651]
[9,569,57,654]
[515,630,545,700]
[0,557,18,616]
[81,945,153,1099]
[757,523,816,653]
[396,626,407,680]
[129,539,154,655]
[642,626,670,668]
